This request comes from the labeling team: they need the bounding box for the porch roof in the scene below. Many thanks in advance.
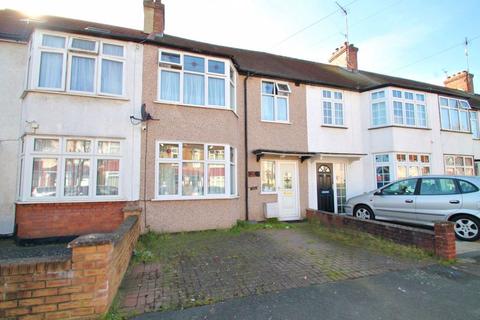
[252,149,317,162]
[313,151,368,160]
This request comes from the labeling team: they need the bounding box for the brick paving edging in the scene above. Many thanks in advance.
[306,209,456,260]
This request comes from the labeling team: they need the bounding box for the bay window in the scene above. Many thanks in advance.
[158,50,236,111]
[20,136,122,201]
[439,97,471,132]
[374,152,431,188]
[322,90,344,126]
[33,32,125,96]
[156,142,237,199]
[261,81,290,122]
[444,155,474,176]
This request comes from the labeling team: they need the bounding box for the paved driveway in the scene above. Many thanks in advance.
[119,224,427,315]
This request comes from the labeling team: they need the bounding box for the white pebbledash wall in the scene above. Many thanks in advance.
[307,85,480,211]
[0,40,27,235]
[18,30,143,204]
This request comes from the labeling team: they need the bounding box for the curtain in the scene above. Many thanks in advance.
[39,52,63,88]
[160,70,180,101]
[405,103,415,125]
[72,38,96,51]
[208,77,225,106]
[323,101,332,124]
[182,163,204,196]
[64,159,90,196]
[70,56,95,92]
[334,103,343,125]
[42,35,65,48]
[277,97,288,121]
[158,163,179,195]
[101,59,123,95]
[261,95,274,120]
[103,44,124,57]
[184,73,204,105]
[31,158,57,197]
[417,105,427,127]
[208,164,225,194]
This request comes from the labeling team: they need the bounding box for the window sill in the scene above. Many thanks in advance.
[16,197,127,204]
[260,191,277,195]
[368,124,431,131]
[151,195,240,201]
[22,89,130,101]
[260,120,291,125]
[440,129,472,134]
[153,100,239,117]
[321,124,348,129]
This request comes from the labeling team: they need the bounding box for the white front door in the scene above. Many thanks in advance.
[277,161,300,221]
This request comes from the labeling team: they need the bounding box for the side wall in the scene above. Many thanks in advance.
[0,40,27,235]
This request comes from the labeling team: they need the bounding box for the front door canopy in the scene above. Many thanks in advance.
[252,149,317,162]
[252,150,367,162]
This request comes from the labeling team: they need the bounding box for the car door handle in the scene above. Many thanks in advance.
[449,200,460,204]
[405,199,414,203]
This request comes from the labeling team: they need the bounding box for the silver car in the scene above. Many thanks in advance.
[345,176,480,241]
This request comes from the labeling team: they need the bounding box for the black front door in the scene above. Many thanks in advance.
[317,163,334,212]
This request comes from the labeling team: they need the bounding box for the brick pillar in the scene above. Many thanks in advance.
[434,222,456,260]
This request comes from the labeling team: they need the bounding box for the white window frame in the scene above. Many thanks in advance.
[260,159,278,194]
[30,30,126,97]
[439,96,471,133]
[444,154,475,176]
[374,153,392,188]
[19,135,123,202]
[394,153,431,179]
[157,50,236,111]
[470,111,480,139]
[155,141,236,200]
[261,80,290,123]
[322,89,345,127]
[370,90,387,127]
[391,89,428,128]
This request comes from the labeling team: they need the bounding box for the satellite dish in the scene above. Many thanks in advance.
[141,103,152,121]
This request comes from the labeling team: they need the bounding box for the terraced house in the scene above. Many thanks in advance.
[1,0,480,239]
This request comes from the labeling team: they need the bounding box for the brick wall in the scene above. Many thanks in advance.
[306,209,456,260]
[0,216,140,319]
[15,202,127,240]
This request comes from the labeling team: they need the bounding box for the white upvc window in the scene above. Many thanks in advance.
[470,111,480,139]
[374,153,391,188]
[19,136,122,202]
[395,153,431,179]
[439,96,471,132]
[261,160,277,193]
[32,31,126,97]
[371,90,387,127]
[444,155,475,176]
[322,89,344,126]
[261,81,290,123]
[392,90,427,127]
[155,142,237,199]
[157,50,236,111]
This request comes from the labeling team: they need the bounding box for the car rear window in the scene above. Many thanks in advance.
[419,178,458,195]
[458,180,479,194]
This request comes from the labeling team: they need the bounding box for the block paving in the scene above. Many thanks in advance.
[119,225,427,314]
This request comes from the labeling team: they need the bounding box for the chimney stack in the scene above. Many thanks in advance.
[329,42,359,70]
[143,0,165,35]
[444,71,474,93]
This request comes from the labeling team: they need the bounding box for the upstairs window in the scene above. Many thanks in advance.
[470,112,480,139]
[392,90,427,128]
[158,50,236,111]
[322,90,344,126]
[261,81,290,122]
[35,32,125,96]
[371,90,387,126]
[439,96,471,132]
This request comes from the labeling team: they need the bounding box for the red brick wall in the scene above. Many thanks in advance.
[0,216,140,320]
[306,209,456,260]
[16,202,127,239]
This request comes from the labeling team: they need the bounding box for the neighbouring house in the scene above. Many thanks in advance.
[0,10,145,240]
[1,0,480,237]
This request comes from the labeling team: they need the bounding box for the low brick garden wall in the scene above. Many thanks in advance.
[0,215,140,320]
[306,209,456,260]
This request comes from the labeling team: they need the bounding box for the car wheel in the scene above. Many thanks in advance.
[452,215,480,241]
[354,205,374,220]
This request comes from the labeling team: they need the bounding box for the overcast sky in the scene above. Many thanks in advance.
[1,0,479,90]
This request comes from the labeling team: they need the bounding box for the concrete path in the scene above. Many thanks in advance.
[134,254,480,320]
